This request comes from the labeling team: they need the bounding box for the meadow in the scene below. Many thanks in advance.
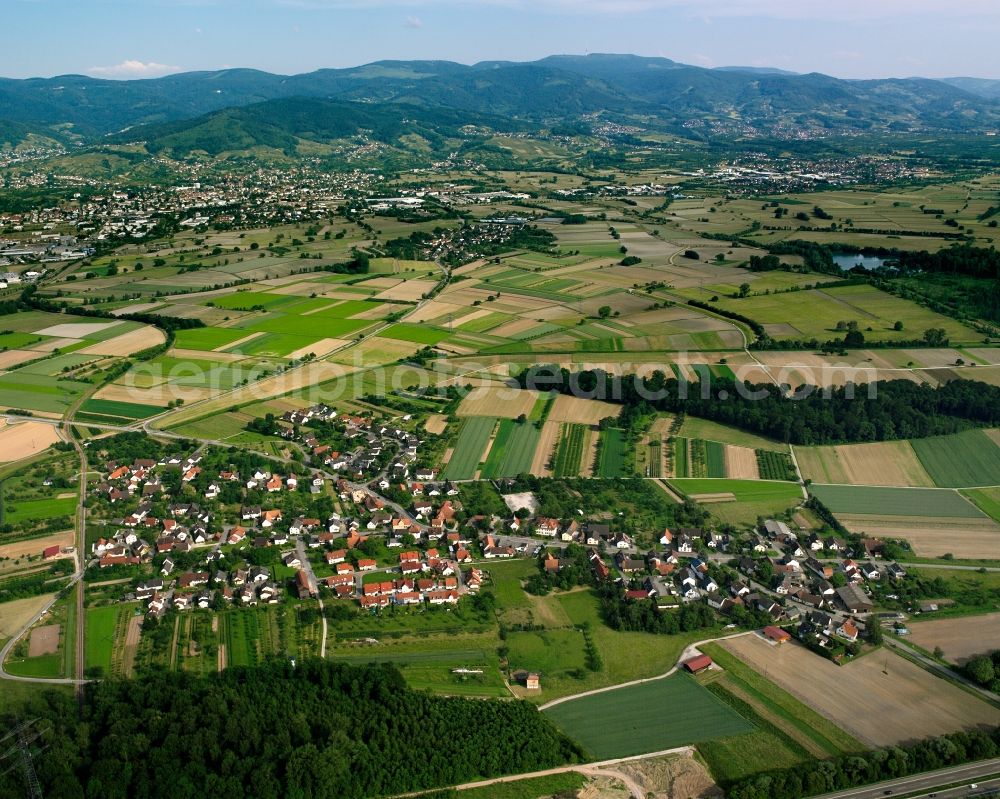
[909,429,1000,487]
[543,674,753,759]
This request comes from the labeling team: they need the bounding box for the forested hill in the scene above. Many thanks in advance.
[2,54,999,147]
[519,368,1000,445]
[1,660,583,799]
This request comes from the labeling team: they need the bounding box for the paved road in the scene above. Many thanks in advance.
[812,759,1000,799]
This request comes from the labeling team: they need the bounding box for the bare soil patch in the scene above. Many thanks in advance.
[617,753,722,799]
[373,280,438,302]
[836,514,1000,559]
[907,613,1000,665]
[123,613,142,677]
[0,530,74,561]
[0,421,61,461]
[721,635,1000,746]
[28,623,60,656]
[0,350,41,370]
[424,414,448,435]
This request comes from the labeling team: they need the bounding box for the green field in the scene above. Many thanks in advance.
[809,484,987,517]
[85,605,122,675]
[705,440,726,478]
[678,416,788,452]
[507,629,587,677]
[442,416,496,480]
[79,398,164,419]
[3,495,77,524]
[961,486,1000,523]
[669,479,801,503]
[544,674,753,759]
[553,423,588,477]
[480,419,540,479]
[911,430,1000,487]
[596,428,627,478]
[173,327,254,351]
[380,323,450,345]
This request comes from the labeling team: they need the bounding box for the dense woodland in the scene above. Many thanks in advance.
[0,660,583,799]
[520,368,1000,444]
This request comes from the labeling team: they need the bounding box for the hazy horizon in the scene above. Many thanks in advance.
[2,0,998,82]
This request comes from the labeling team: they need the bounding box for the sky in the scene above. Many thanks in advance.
[4,0,999,81]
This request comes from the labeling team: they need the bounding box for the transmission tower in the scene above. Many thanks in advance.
[0,719,49,799]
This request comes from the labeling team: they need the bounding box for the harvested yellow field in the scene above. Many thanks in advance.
[724,446,759,479]
[286,338,349,360]
[0,530,74,561]
[424,414,448,435]
[795,441,934,487]
[547,394,622,425]
[94,383,212,406]
[531,420,560,477]
[0,350,40,370]
[907,613,1000,665]
[836,514,1000,559]
[0,593,56,640]
[721,635,1000,746]
[457,385,540,419]
[0,421,61,461]
[373,280,437,302]
[78,325,166,357]
[35,321,122,338]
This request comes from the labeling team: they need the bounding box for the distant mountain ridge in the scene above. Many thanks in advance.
[1,54,998,150]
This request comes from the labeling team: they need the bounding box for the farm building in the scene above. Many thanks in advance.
[763,625,792,644]
[523,672,541,690]
[42,545,61,560]
[836,583,874,613]
[681,654,713,674]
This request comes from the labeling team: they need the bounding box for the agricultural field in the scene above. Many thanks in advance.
[441,416,496,480]
[668,478,803,525]
[552,423,589,478]
[719,634,1000,747]
[795,440,935,487]
[596,428,627,478]
[909,429,1000,487]
[479,419,540,479]
[809,483,1000,557]
[543,674,753,759]
[906,612,1000,665]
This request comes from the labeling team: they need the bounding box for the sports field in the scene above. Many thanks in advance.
[543,674,753,759]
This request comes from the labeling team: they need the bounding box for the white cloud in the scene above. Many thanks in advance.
[404,15,423,27]
[88,60,182,77]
